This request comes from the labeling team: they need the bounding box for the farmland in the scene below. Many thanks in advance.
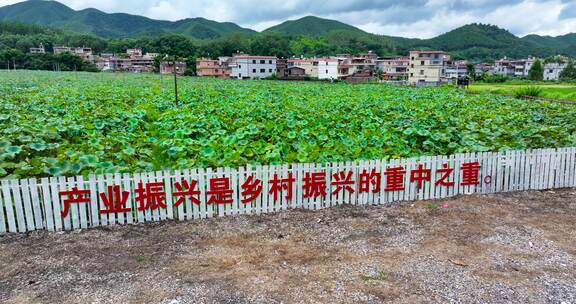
[1,70,576,179]
[468,82,576,101]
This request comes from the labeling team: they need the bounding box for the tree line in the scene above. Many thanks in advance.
[0,21,399,72]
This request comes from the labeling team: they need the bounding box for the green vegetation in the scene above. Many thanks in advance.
[513,86,543,99]
[468,82,576,101]
[360,271,387,282]
[1,1,576,62]
[425,203,440,213]
[265,16,365,36]
[0,0,255,39]
[560,61,576,80]
[1,71,576,179]
[528,59,544,81]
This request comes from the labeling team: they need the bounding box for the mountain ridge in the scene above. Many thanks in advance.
[0,0,256,39]
[1,1,575,60]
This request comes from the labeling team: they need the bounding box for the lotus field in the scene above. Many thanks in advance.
[1,70,575,179]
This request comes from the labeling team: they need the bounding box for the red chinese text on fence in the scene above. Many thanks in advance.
[58,162,485,218]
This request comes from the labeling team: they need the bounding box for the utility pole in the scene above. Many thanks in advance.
[173,55,179,106]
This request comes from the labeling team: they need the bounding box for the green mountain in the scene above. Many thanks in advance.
[387,23,574,61]
[264,16,366,36]
[0,0,255,39]
[521,33,576,54]
[1,1,575,62]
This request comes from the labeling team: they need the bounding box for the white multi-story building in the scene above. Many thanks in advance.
[230,55,277,79]
[511,57,535,77]
[494,57,536,77]
[543,62,568,81]
[126,48,143,57]
[493,57,516,76]
[317,58,339,80]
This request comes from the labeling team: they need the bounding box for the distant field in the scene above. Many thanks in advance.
[468,82,576,101]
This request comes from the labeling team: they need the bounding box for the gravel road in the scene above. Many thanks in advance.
[1,189,575,304]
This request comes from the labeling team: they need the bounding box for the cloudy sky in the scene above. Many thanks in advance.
[2,0,576,38]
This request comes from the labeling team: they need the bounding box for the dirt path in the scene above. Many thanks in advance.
[1,189,575,304]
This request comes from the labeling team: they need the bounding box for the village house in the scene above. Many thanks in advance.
[29,43,45,54]
[288,58,319,78]
[407,50,450,85]
[96,57,130,71]
[543,62,568,80]
[336,52,377,82]
[511,57,535,77]
[493,57,537,77]
[317,58,339,80]
[474,63,494,76]
[95,49,156,73]
[276,59,306,80]
[230,54,277,79]
[53,46,94,62]
[196,57,230,78]
[376,57,409,80]
[160,61,187,75]
[444,60,468,79]
[126,48,143,57]
[493,58,515,76]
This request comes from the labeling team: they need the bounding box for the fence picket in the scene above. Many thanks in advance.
[0,180,18,232]
[0,185,5,233]
[57,176,71,231]
[20,179,35,231]
[122,173,134,225]
[568,147,576,187]
[65,177,79,230]
[40,178,54,231]
[133,173,144,223]
[28,179,43,229]
[10,180,26,232]
[198,168,207,219]
[187,169,198,220]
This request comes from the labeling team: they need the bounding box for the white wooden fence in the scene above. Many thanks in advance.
[0,147,575,234]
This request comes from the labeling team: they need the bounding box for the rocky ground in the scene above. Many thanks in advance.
[1,189,575,304]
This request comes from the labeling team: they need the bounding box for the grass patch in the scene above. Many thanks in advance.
[425,203,440,213]
[468,82,576,101]
[514,86,543,99]
[361,271,387,282]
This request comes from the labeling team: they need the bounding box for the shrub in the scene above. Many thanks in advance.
[514,86,543,99]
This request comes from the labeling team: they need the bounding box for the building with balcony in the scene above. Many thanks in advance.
[511,58,535,77]
[376,57,409,80]
[336,52,377,81]
[29,43,46,54]
[53,46,94,62]
[444,60,468,79]
[196,57,230,78]
[407,51,450,85]
[160,61,187,75]
[95,49,156,73]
